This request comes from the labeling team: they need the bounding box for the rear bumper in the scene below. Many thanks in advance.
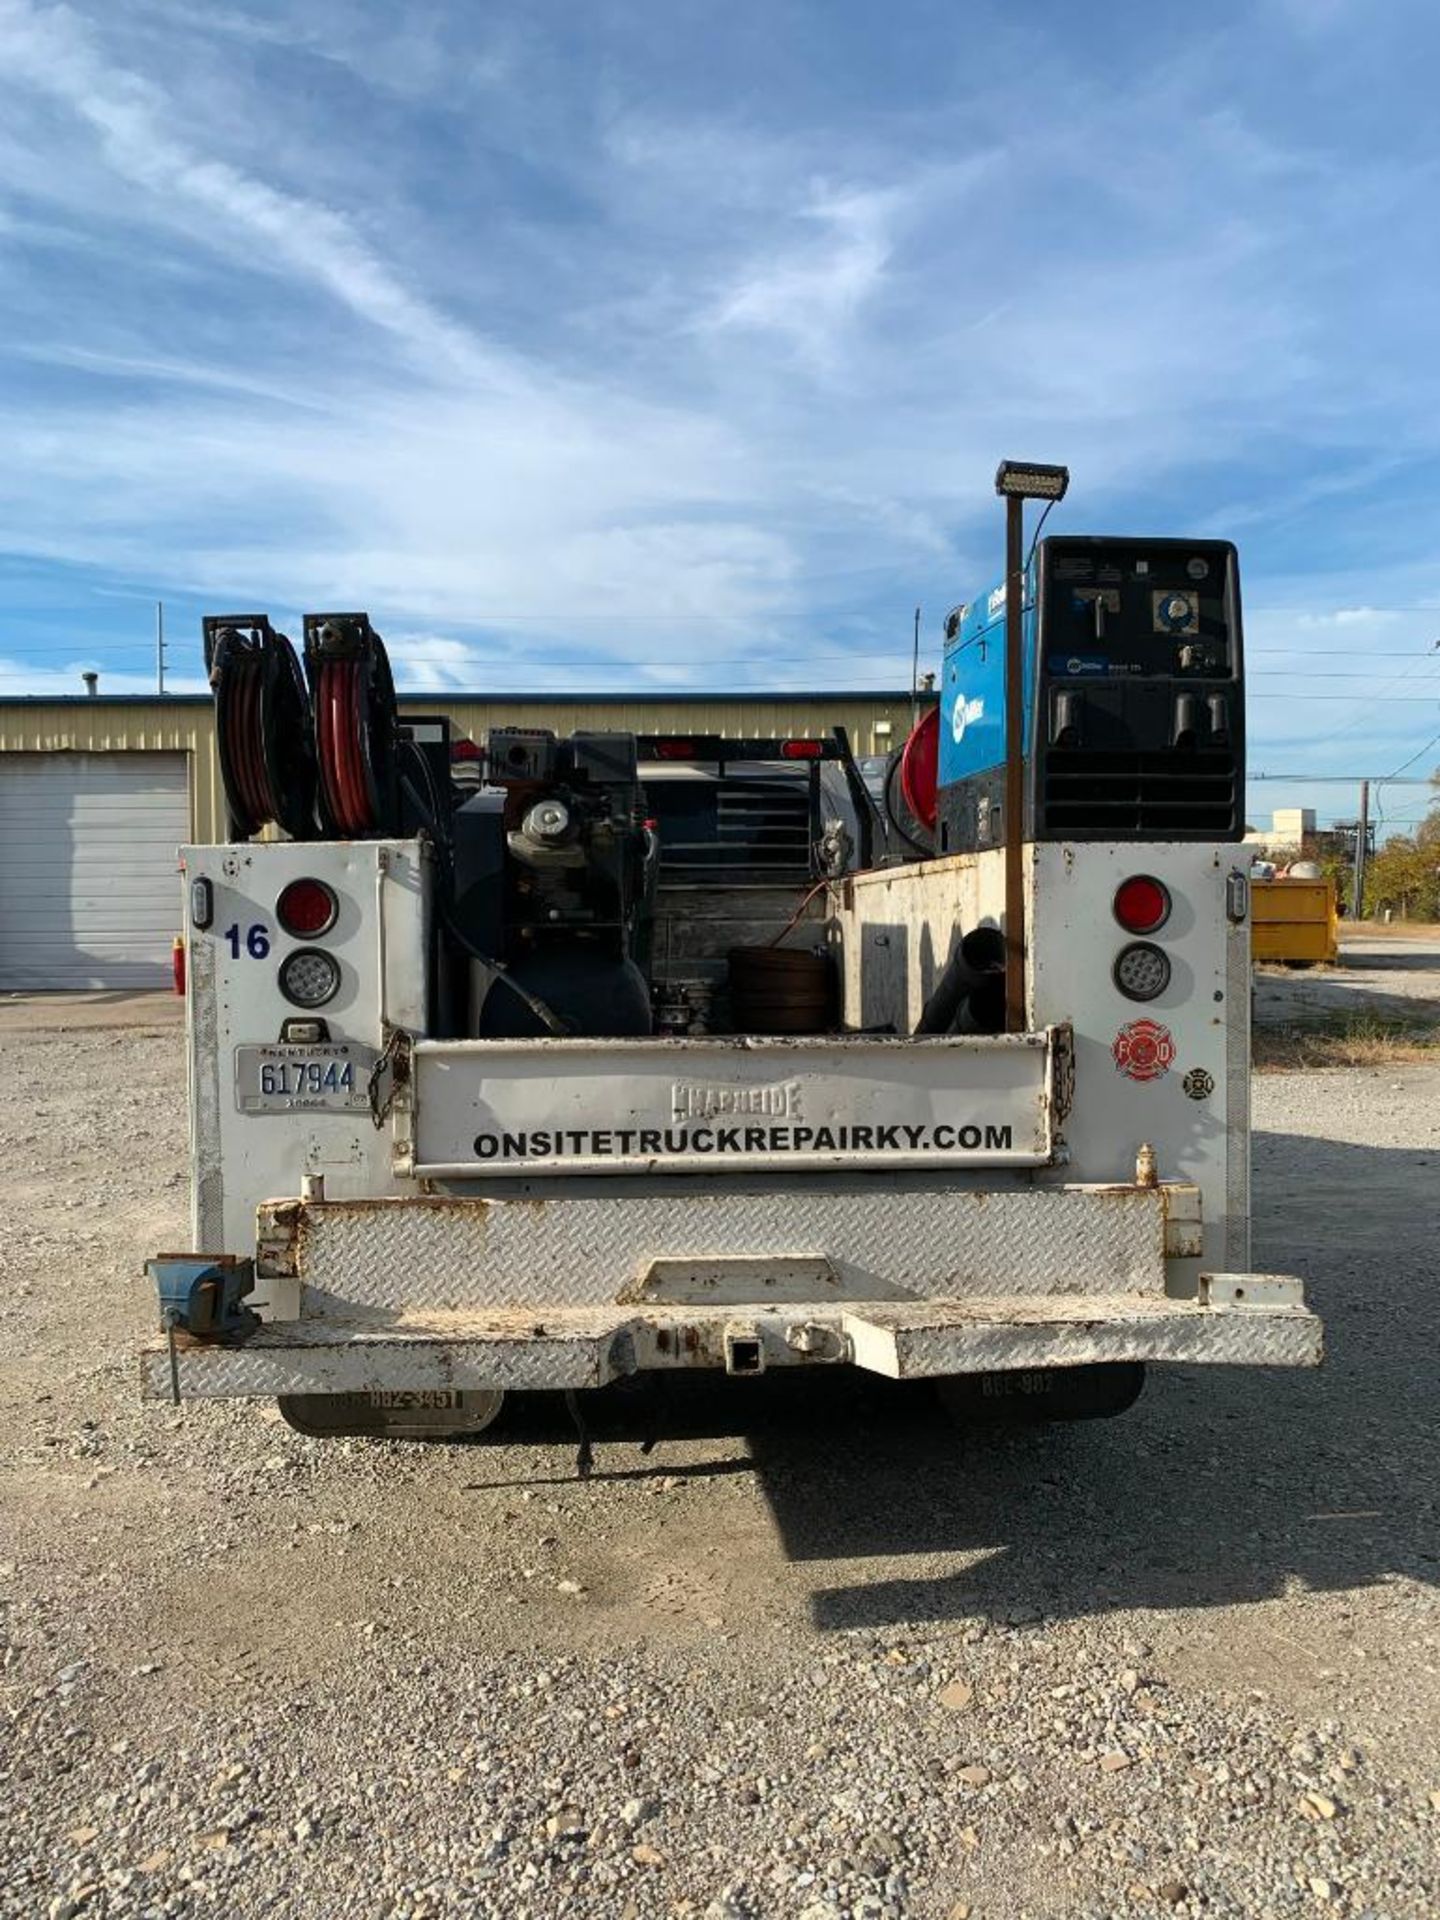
[142,1287,1320,1399]
[141,1182,1320,1399]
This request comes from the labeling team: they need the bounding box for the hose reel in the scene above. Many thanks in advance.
[303,612,401,838]
[205,615,317,840]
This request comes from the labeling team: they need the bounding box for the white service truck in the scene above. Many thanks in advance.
[145,538,1321,1450]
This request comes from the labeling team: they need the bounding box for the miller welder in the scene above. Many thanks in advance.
[936,537,1244,853]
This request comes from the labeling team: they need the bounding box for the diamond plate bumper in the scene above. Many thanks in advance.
[141,1185,1319,1401]
[252,1182,1205,1317]
[141,1289,1321,1401]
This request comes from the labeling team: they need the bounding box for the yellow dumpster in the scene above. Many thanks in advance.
[1251,877,1338,966]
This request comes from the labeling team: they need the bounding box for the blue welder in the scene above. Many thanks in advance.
[936,536,1245,853]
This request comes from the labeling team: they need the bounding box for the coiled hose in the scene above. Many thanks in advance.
[206,616,316,839]
[304,615,399,838]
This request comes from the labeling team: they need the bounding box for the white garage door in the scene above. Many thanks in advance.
[0,752,189,989]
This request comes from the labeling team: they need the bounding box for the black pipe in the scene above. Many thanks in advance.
[916,927,1005,1034]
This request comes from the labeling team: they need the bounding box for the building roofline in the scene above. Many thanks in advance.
[0,689,934,708]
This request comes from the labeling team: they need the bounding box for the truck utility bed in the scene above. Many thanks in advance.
[149,831,1321,1421]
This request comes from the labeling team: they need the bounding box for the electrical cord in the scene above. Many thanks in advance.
[768,878,830,947]
[1024,497,1056,576]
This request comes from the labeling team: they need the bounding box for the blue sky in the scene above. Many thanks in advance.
[2,0,1439,833]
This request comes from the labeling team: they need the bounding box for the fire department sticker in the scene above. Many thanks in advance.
[1113,1018,1175,1082]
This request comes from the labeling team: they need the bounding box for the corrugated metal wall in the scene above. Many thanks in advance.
[0,703,221,840]
[0,693,924,844]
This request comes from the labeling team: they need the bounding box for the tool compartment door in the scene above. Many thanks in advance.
[407,1029,1064,1178]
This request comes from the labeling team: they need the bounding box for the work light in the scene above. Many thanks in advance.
[994,460,1070,501]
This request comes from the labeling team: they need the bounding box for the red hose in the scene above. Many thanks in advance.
[247,664,277,823]
[339,663,363,831]
[212,622,314,840]
[317,660,365,835]
[312,657,381,837]
[317,663,340,830]
[234,667,265,825]
[333,667,352,834]
[342,662,372,833]
[341,663,363,832]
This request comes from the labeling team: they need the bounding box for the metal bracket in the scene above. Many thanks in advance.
[1200,1272,1305,1309]
[628,1255,838,1305]
[1051,1021,1076,1123]
[368,1025,413,1132]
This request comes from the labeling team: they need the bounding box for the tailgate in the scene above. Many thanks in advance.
[402,1027,1069,1179]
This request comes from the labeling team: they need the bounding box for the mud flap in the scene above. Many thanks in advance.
[277,1388,505,1439]
[936,1362,1146,1424]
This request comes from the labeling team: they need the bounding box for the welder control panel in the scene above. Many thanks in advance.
[1044,540,1238,681]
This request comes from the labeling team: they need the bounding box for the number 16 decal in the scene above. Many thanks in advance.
[224,923,271,959]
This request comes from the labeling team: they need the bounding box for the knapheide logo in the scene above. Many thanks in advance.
[1113,1019,1175,1082]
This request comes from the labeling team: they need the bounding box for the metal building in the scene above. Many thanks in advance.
[0,690,923,989]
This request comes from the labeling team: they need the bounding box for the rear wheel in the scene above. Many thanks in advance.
[936,1363,1145,1425]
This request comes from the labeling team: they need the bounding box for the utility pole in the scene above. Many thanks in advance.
[1352,778,1369,920]
[156,600,166,696]
[909,605,921,728]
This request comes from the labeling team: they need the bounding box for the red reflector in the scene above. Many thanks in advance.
[1113,876,1171,935]
[172,936,186,996]
[780,739,825,759]
[277,878,339,939]
[653,739,698,759]
[450,738,483,761]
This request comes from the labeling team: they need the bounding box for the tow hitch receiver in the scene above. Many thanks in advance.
[146,1255,259,1406]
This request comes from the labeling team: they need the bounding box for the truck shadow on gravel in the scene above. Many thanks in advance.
[762,1127,1440,1630]
[497,1128,1436,1631]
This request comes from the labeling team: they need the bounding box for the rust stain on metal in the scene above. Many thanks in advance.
[292,1194,496,1218]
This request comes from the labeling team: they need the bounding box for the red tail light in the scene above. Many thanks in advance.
[450,738,483,761]
[653,739,698,759]
[1113,875,1171,935]
[780,738,825,760]
[277,878,339,939]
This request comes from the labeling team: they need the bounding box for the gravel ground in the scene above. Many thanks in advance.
[2,1009,1438,1919]
[1254,930,1440,1028]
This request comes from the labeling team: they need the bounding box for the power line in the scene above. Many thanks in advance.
[1248,773,1435,783]
[1378,727,1440,782]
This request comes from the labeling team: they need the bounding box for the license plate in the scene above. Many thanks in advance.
[367,1390,460,1410]
[234,1043,376,1113]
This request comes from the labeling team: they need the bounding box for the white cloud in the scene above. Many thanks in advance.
[705,185,900,368]
[1,0,1439,813]
[0,0,515,388]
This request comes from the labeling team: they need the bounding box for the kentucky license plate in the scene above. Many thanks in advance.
[234,1043,376,1113]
